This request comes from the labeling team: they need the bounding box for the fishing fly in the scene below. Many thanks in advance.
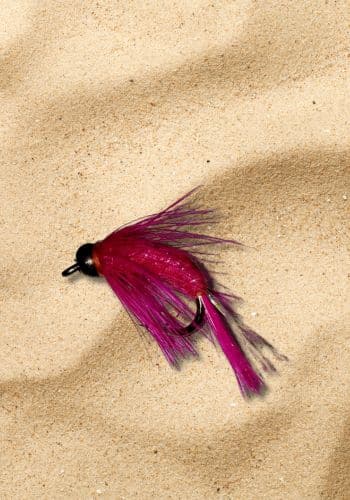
[62,189,285,398]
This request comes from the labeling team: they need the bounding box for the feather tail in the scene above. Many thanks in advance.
[201,294,266,397]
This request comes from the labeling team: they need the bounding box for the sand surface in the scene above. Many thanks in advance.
[1,1,349,498]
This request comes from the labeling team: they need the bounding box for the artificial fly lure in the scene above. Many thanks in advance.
[62,189,285,398]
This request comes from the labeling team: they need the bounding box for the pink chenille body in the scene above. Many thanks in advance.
[94,234,208,298]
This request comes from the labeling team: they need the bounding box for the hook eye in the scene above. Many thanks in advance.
[62,263,80,277]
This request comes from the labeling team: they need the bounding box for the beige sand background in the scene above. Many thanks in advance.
[1,1,349,498]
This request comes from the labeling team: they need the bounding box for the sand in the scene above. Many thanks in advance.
[1,1,349,498]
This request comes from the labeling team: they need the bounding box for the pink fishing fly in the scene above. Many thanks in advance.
[62,189,285,398]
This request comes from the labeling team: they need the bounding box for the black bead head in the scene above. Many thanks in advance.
[75,243,99,276]
[62,243,99,277]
